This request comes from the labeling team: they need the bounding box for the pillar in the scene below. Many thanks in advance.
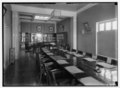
[12,11,20,59]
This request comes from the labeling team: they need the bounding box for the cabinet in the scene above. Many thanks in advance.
[56,32,67,46]
[42,33,56,44]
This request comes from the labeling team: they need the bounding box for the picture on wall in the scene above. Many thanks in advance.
[49,26,54,32]
[37,25,42,32]
[60,25,64,31]
[83,22,91,32]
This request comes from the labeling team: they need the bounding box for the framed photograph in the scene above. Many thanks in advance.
[49,26,54,32]
[37,25,42,32]
[60,25,64,31]
[83,22,91,32]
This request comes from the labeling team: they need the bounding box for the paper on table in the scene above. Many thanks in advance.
[46,53,54,55]
[62,50,68,52]
[72,52,77,55]
[83,57,96,62]
[66,54,70,59]
[50,56,66,61]
[42,48,50,52]
[79,76,105,85]
[56,60,68,64]
[68,51,73,54]
[55,56,66,60]
[65,66,84,74]
[44,51,50,53]
[74,54,83,57]
[96,62,115,69]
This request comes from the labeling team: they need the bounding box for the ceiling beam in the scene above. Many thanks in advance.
[77,3,98,14]
[11,4,75,17]
[11,4,53,15]
[19,16,32,19]
[20,19,56,24]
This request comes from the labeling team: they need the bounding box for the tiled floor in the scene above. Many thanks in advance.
[4,51,40,86]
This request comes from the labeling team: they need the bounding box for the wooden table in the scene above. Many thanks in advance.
[56,60,69,65]
[42,48,107,86]
[65,66,84,74]
[96,62,117,82]
[78,76,105,86]
[83,57,96,62]
[49,55,67,61]
[46,52,54,56]
[96,62,116,69]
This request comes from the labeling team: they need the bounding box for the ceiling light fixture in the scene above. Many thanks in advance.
[34,15,50,20]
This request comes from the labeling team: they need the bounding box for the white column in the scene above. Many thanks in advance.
[12,11,20,59]
[73,14,77,49]
[54,22,57,33]
[115,5,118,59]
[96,22,98,56]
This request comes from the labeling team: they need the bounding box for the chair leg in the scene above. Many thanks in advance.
[71,79,76,86]
[39,69,43,83]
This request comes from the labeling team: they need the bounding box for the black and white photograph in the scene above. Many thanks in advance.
[2,1,119,87]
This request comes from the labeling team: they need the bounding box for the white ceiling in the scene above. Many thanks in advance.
[14,3,93,23]
[19,12,67,23]
[18,3,88,11]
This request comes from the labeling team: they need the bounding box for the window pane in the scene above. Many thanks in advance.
[112,20,117,30]
[22,33,25,42]
[99,23,104,31]
[105,22,111,31]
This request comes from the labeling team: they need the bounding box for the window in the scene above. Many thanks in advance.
[112,20,117,30]
[105,22,111,31]
[99,23,104,31]
[96,18,117,58]
[97,18,117,32]
[21,33,25,42]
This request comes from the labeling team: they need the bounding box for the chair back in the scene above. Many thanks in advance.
[43,63,57,85]
[71,49,76,52]
[77,50,83,55]
[111,59,117,66]
[85,52,92,58]
[97,55,107,62]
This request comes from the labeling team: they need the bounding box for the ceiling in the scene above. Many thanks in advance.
[17,3,90,23]
[18,2,88,11]
[19,12,67,23]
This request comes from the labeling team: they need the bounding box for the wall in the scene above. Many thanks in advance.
[77,3,116,57]
[21,22,55,33]
[3,4,12,69]
[57,18,73,48]
[98,31,116,58]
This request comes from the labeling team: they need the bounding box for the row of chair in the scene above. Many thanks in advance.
[36,51,79,86]
[59,48,118,84]
[70,49,117,66]
[44,47,118,85]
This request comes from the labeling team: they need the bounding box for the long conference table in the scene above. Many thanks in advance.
[42,48,107,86]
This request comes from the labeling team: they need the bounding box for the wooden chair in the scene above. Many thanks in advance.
[97,55,107,62]
[43,62,58,86]
[77,50,83,55]
[40,59,75,86]
[71,49,77,52]
[85,52,92,58]
[111,59,117,66]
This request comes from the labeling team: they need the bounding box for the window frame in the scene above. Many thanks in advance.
[97,18,117,32]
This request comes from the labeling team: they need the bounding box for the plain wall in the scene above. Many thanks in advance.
[77,3,116,57]
[98,31,116,58]
[57,18,73,48]
[3,4,12,69]
[21,22,55,33]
